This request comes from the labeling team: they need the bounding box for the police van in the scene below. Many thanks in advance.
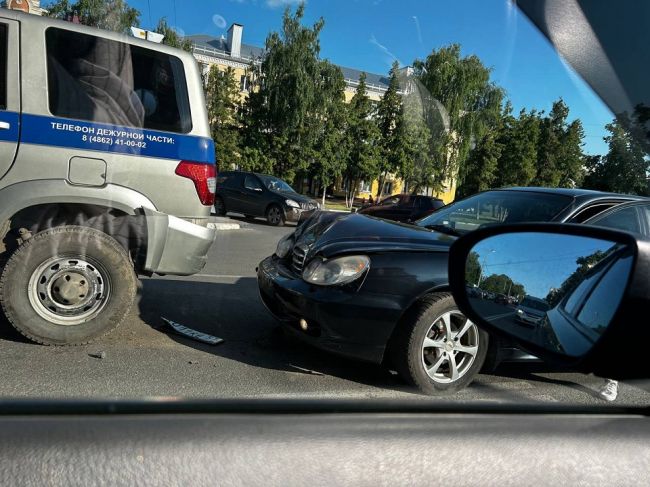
[0,10,216,345]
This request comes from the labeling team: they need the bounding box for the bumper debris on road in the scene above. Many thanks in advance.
[161,317,224,345]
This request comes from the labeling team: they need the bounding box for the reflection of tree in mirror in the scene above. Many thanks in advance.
[480,274,525,300]
[545,249,609,307]
[465,251,482,286]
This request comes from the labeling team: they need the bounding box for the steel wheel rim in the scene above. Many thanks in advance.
[421,310,479,384]
[269,207,281,224]
[28,255,111,325]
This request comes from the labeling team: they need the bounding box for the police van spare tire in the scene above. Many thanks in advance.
[0,226,137,345]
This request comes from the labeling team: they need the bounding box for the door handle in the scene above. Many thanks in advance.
[0,121,10,130]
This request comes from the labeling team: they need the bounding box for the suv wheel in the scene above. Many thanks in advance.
[391,293,488,394]
[214,197,226,216]
[0,226,137,345]
[266,205,285,226]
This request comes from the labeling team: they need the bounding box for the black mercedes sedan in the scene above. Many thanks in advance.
[257,187,644,394]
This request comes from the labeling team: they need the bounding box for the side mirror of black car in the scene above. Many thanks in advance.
[448,224,650,380]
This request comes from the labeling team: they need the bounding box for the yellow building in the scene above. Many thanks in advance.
[187,24,457,204]
[1,0,47,15]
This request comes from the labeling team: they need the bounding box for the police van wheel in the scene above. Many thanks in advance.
[0,226,137,346]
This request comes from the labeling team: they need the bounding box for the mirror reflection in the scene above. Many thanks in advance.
[465,232,633,357]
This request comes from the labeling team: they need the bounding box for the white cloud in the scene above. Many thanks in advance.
[265,0,304,7]
[228,0,304,7]
[370,34,401,68]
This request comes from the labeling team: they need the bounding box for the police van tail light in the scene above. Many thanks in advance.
[175,161,216,206]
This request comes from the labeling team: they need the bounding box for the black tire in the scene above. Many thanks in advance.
[390,293,488,394]
[214,197,226,216]
[266,204,285,226]
[0,226,137,345]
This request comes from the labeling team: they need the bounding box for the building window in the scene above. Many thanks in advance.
[382,182,393,195]
[240,74,250,92]
[358,180,371,193]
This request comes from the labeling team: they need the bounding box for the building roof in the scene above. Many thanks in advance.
[187,34,265,62]
[187,33,389,91]
[339,66,390,91]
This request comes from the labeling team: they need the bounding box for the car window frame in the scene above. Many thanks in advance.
[587,202,650,237]
[568,201,625,223]
[244,174,263,191]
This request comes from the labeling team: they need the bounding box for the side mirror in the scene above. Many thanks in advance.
[448,223,650,380]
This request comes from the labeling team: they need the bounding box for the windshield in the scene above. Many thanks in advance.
[1,0,647,412]
[521,297,551,312]
[417,191,572,235]
[258,175,296,193]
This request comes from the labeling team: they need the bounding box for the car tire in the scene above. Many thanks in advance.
[0,226,137,346]
[390,293,488,394]
[214,197,226,216]
[266,205,285,226]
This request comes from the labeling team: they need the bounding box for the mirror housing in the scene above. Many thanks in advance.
[449,223,650,380]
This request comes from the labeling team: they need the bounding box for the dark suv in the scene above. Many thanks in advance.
[214,171,320,226]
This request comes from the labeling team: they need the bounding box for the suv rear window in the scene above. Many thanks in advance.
[46,27,192,134]
[0,23,7,110]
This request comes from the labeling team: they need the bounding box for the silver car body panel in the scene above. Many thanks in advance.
[0,10,216,275]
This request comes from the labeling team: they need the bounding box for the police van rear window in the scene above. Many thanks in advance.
[45,27,192,134]
[0,24,7,110]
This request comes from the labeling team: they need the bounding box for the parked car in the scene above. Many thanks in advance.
[516,296,551,327]
[214,171,320,226]
[0,11,216,345]
[358,194,444,223]
[258,187,646,394]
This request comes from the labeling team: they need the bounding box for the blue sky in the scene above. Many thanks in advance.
[474,233,615,299]
[129,0,613,155]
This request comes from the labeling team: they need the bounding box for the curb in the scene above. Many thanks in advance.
[207,222,241,230]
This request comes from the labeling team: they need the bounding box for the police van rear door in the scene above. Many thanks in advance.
[0,18,19,180]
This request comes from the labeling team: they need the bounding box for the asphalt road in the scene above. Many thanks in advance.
[0,214,648,405]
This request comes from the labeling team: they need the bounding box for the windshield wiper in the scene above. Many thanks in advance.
[422,224,462,237]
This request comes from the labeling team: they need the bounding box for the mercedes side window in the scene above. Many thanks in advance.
[244,175,262,191]
[45,27,192,133]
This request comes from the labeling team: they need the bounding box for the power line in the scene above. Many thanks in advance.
[147,0,151,27]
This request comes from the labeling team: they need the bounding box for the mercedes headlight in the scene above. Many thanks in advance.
[286,199,300,208]
[302,255,370,286]
[275,235,294,258]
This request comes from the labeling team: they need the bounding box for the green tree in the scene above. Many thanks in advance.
[46,0,140,34]
[413,44,504,192]
[481,274,523,297]
[533,99,585,188]
[457,130,502,197]
[243,4,334,182]
[343,73,381,207]
[155,17,192,52]
[310,61,348,206]
[583,118,649,195]
[375,61,403,197]
[465,251,482,286]
[494,106,540,188]
[205,66,242,171]
[396,80,437,193]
